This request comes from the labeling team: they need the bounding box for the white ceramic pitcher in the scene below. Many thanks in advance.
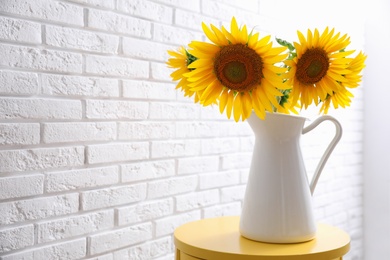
[239,112,342,243]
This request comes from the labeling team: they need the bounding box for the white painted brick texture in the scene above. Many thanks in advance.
[0,0,364,259]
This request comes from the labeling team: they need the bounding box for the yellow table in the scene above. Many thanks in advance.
[174,216,350,260]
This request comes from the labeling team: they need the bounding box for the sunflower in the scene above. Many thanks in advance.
[167,46,200,102]
[319,88,354,114]
[284,27,360,111]
[343,51,367,88]
[185,17,290,122]
[319,51,367,113]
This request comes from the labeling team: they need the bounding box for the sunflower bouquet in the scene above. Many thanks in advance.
[167,17,366,122]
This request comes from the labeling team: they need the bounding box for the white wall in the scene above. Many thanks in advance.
[0,0,364,259]
[364,0,390,258]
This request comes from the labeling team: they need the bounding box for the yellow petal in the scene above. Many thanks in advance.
[239,24,248,44]
[187,58,213,69]
[200,80,222,106]
[312,29,320,47]
[233,94,243,122]
[221,25,237,44]
[189,41,220,54]
[257,87,274,112]
[307,29,313,48]
[226,92,234,119]
[202,22,220,45]
[219,89,229,113]
[211,24,229,45]
[297,30,307,46]
[241,93,253,120]
[230,17,239,38]
[248,32,259,48]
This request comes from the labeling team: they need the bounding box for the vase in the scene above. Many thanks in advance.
[239,112,342,243]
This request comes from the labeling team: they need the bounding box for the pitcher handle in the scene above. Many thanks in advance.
[302,115,343,195]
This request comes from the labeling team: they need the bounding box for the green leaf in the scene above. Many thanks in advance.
[276,37,295,51]
[185,50,198,70]
[278,89,292,107]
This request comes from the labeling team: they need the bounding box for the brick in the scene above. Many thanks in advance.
[176,121,221,138]
[151,61,173,81]
[43,122,116,143]
[37,210,114,243]
[117,198,173,225]
[46,25,119,53]
[155,211,200,237]
[88,9,151,38]
[213,0,259,12]
[1,238,86,260]
[240,169,249,184]
[149,102,199,120]
[201,138,240,155]
[202,1,259,25]
[313,193,334,208]
[0,193,79,225]
[121,160,175,182]
[0,174,43,200]
[175,9,219,30]
[122,80,176,100]
[89,223,152,254]
[41,74,119,97]
[123,37,170,61]
[118,122,174,140]
[342,131,363,143]
[81,183,147,210]
[152,0,200,11]
[84,254,113,260]
[0,0,83,26]
[203,202,242,218]
[221,153,251,170]
[0,16,40,43]
[218,121,252,137]
[325,201,345,216]
[0,97,82,120]
[0,70,39,95]
[240,136,255,152]
[0,146,84,173]
[349,209,363,229]
[113,237,171,260]
[200,171,240,189]
[199,105,228,120]
[0,123,40,145]
[176,190,220,211]
[344,153,363,165]
[153,23,202,45]
[0,44,82,73]
[332,212,348,225]
[148,176,197,199]
[151,140,200,158]
[0,225,34,253]
[117,0,172,23]
[67,0,115,8]
[177,156,219,175]
[86,54,149,78]
[221,185,246,203]
[86,100,148,119]
[87,142,149,164]
[46,166,119,192]
[154,254,174,260]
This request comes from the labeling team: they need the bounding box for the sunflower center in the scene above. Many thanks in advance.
[296,48,329,85]
[214,44,263,92]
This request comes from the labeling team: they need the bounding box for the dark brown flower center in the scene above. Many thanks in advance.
[296,48,329,85]
[214,44,263,92]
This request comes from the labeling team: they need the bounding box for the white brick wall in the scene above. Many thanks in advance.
[0,0,364,259]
